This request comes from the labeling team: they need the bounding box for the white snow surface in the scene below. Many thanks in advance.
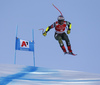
[0,64,100,85]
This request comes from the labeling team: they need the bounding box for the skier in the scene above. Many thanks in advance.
[43,15,74,55]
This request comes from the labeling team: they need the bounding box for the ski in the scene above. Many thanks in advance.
[65,52,77,56]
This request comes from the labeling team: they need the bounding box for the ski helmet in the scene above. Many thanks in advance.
[57,15,64,25]
[57,15,64,21]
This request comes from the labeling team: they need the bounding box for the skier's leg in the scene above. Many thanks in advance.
[62,33,73,53]
[58,39,67,53]
[54,33,67,53]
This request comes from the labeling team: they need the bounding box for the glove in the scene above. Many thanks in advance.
[67,30,70,34]
[43,31,47,36]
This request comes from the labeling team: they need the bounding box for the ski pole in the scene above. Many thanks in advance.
[52,3,63,15]
[39,28,44,34]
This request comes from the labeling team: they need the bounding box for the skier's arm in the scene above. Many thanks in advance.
[45,26,52,33]
[42,26,51,36]
[66,21,72,34]
[45,22,55,33]
[43,23,55,36]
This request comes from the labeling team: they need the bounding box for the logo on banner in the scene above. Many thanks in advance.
[20,40,29,48]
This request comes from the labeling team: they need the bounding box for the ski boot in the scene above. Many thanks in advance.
[61,46,67,54]
[67,46,77,56]
[68,46,73,54]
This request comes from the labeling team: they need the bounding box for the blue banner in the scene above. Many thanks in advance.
[15,37,34,51]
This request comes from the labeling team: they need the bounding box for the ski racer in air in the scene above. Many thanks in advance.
[43,15,75,55]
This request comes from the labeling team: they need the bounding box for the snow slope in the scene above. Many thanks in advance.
[0,64,100,85]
